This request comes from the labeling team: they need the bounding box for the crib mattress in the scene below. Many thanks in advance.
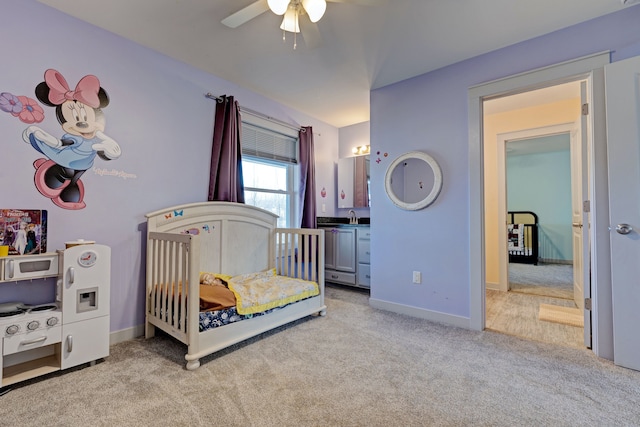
[198,305,282,332]
[156,271,319,332]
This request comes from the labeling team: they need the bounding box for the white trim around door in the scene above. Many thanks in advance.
[467,51,613,359]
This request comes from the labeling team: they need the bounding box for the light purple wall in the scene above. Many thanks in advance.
[370,6,640,317]
[0,1,339,334]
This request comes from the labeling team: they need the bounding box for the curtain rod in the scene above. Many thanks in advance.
[205,93,304,133]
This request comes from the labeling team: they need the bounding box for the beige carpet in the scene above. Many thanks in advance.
[509,263,574,300]
[2,285,640,426]
[539,303,584,327]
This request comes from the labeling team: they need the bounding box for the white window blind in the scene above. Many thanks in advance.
[242,123,298,164]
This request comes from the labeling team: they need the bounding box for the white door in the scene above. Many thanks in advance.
[335,228,356,272]
[61,244,111,323]
[570,122,584,308]
[570,82,592,349]
[578,82,592,347]
[605,55,640,371]
[61,316,110,369]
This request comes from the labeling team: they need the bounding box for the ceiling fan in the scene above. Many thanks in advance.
[221,0,381,49]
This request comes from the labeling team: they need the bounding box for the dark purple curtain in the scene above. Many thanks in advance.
[208,96,245,202]
[299,126,316,228]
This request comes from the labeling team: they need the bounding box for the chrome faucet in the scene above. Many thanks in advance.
[348,209,358,225]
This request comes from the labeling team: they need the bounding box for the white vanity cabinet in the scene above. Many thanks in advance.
[323,227,357,285]
[356,228,371,288]
[321,225,370,289]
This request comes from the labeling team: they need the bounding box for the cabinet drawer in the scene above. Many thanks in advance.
[358,228,371,239]
[326,270,356,285]
[2,254,58,281]
[357,264,371,288]
[3,326,62,356]
[357,239,370,264]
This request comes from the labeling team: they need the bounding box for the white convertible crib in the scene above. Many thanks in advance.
[145,201,326,370]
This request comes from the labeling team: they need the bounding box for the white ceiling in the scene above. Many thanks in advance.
[37,0,630,128]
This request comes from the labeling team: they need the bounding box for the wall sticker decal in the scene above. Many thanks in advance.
[0,92,44,123]
[16,69,122,210]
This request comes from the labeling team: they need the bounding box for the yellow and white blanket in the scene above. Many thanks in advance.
[228,269,319,315]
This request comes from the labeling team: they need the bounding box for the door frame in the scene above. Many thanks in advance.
[467,51,614,359]
[496,123,576,293]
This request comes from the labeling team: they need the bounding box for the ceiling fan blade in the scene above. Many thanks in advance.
[301,19,322,49]
[221,0,269,28]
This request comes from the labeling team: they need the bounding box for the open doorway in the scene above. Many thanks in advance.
[482,81,589,349]
[468,51,613,359]
[504,133,573,297]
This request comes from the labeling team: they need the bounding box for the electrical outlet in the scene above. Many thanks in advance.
[322,204,326,213]
[412,271,421,284]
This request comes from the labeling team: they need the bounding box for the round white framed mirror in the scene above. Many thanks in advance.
[384,151,443,210]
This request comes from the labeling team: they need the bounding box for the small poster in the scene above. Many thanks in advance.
[0,209,48,255]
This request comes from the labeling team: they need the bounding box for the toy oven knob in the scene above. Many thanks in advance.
[27,320,40,331]
[5,324,19,335]
[46,317,59,327]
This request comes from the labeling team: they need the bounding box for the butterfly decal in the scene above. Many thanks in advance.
[174,210,183,217]
[164,213,172,219]
[202,224,213,233]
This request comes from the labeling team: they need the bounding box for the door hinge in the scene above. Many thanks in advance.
[585,297,592,310]
[582,103,589,115]
[583,200,590,213]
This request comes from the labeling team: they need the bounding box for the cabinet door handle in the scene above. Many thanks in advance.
[7,259,14,279]
[21,336,47,346]
[67,334,73,352]
[68,267,75,284]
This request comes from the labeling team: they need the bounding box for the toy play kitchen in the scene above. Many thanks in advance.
[0,242,110,387]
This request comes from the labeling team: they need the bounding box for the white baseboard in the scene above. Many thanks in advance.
[486,281,502,291]
[369,298,471,329]
[109,324,145,346]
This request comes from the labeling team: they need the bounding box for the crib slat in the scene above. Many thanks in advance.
[274,228,323,282]
[179,241,188,334]
[147,232,194,343]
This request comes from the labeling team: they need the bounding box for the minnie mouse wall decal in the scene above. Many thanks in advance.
[22,69,121,210]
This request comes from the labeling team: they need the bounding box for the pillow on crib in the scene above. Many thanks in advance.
[199,284,236,311]
[200,272,233,286]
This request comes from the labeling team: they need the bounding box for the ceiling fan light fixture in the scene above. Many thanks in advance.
[302,0,326,23]
[280,7,300,33]
[268,0,290,15]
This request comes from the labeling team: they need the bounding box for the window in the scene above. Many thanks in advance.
[241,121,299,228]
